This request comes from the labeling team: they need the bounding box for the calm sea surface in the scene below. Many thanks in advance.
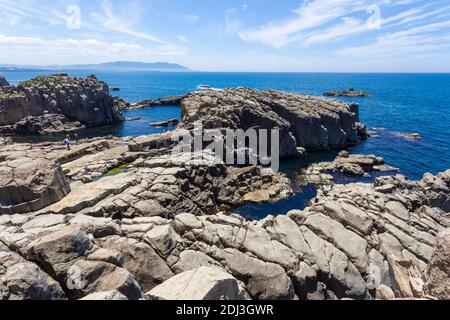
[3,71,449,217]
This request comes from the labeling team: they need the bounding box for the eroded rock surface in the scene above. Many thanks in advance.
[1,160,448,300]
[180,88,367,158]
[0,74,124,134]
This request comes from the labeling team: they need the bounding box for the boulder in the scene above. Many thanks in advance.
[0,253,66,300]
[218,248,295,300]
[424,229,450,299]
[26,224,93,278]
[145,267,249,300]
[388,256,424,298]
[68,260,143,300]
[143,225,181,257]
[0,157,71,215]
[100,236,174,293]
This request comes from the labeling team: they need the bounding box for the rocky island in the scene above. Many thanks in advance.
[324,89,371,97]
[0,74,448,301]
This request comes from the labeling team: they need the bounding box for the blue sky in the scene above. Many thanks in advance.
[0,0,449,72]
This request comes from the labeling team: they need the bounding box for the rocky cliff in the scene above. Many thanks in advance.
[180,88,367,158]
[0,74,124,134]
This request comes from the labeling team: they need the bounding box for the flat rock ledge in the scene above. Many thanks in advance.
[0,162,448,300]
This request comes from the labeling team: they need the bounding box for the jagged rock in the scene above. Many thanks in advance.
[0,155,71,215]
[293,262,324,300]
[0,252,66,300]
[388,255,424,298]
[100,236,174,293]
[145,267,249,300]
[130,95,186,110]
[68,260,143,300]
[424,229,450,299]
[181,88,366,158]
[26,224,94,278]
[217,248,295,300]
[305,153,396,180]
[375,285,395,300]
[0,74,124,132]
[143,225,181,257]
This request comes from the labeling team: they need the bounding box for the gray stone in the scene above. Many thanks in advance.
[145,267,249,301]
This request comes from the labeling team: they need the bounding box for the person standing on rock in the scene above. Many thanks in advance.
[64,135,72,150]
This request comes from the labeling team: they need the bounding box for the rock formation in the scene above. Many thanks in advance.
[130,95,186,110]
[180,88,367,158]
[324,89,370,97]
[0,76,10,88]
[424,229,450,299]
[0,74,124,134]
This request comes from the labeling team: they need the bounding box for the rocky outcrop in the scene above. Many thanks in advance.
[0,76,10,88]
[324,89,370,97]
[0,151,71,215]
[150,119,179,127]
[0,74,124,134]
[424,229,449,299]
[180,88,367,158]
[300,152,400,184]
[130,95,186,110]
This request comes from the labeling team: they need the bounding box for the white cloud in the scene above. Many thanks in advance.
[238,0,373,48]
[0,34,185,65]
[340,20,450,58]
[91,0,165,43]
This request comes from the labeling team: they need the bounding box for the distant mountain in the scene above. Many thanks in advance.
[0,61,190,72]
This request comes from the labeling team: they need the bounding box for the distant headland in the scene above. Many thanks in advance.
[0,61,190,72]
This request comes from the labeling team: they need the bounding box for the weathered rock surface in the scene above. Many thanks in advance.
[130,95,186,110]
[146,267,249,300]
[300,152,400,184]
[0,74,124,134]
[424,229,450,299]
[0,167,449,300]
[324,89,370,97]
[180,88,367,158]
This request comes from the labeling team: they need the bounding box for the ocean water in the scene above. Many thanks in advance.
[2,71,449,183]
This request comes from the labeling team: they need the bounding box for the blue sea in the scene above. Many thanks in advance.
[3,71,449,218]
